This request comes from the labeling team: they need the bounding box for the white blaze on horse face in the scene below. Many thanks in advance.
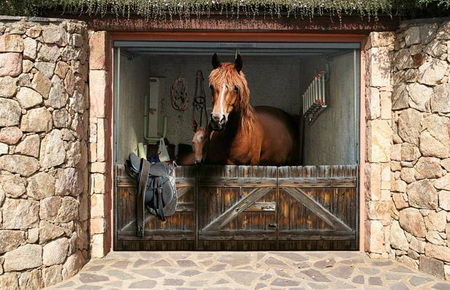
[212,84,227,122]
[219,84,226,119]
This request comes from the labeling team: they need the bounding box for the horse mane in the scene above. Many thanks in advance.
[209,63,256,132]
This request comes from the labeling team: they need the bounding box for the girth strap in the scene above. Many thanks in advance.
[136,159,150,237]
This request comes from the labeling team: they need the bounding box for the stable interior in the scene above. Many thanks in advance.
[114,42,360,166]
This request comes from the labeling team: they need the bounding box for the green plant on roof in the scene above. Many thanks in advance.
[1,0,449,19]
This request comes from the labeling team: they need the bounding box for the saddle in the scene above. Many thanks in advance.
[126,153,177,237]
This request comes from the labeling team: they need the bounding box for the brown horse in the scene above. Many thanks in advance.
[207,54,298,165]
[176,121,211,165]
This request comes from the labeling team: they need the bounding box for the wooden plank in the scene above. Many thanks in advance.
[281,187,353,233]
[201,187,273,232]
[246,202,276,212]
[278,178,356,188]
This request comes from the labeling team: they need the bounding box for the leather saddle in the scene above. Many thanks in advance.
[126,153,177,237]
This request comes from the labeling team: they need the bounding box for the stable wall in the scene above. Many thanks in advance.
[116,54,151,162]
[303,52,358,165]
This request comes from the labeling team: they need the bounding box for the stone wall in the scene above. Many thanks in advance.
[88,31,112,258]
[0,17,89,288]
[389,19,450,280]
[364,31,396,260]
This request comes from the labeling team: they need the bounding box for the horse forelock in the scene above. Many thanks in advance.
[209,63,250,109]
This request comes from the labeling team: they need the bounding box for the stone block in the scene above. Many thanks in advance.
[0,142,7,155]
[93,174,105,194]
[419,256,444,279]
[415,157,444,180]
[439,190,450,210]
[91,194,105,218]
[62,251,85,280]
[0,53,22,77]
[425,210,447,232]
[398,109,423,146]
[0,155,39,177]
[399,208,427,237]
[19,269,43,290]
[380,91,392,120]
[45,75,68,109]
[392,179,407,193]
[432,83,450,114]
[365,163,381,200]
[21,107,53,133]
[97,118,105,162]
[426,231,446,245]
[366,32,395,49]
[391,144,401,161]
[367,47,391,87]
[0,127,22,145]
[365,220,384,254]
[31,71,52,98]
[91,162,106,173]
[90,218,106,235]
[42,24,66,45]
[89,31,109,70]
[3,244,42,271]
[89,70,108,118]
[392,193,409,210]
[390,221,409,251]
[39,196,62,222]
[56,197,79,223]
[43,265,62,287]
[40,129,66,169]
[407,83,432,112]
[366,87,380,119]
[367,201,392,220]
[425,243,450,263]
[435,175,450,191]
[0,230,25,254]
[16,87,43,109]
[0,273,18,289]
[15,134,40,158]
[0,34,23,52]
[418,58,447,86]
[406,180,438,209]
[23,37,37,59]
[43,238,69,266]
[405,26,421,46]
[91,234,105,258]
[27,172,56,200]
[400,168,415,183]
[0,98,21,127]
[0,76,17,98]
[367,120,392,163]
[39,221,65,244]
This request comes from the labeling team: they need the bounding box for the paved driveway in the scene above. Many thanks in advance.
[49,251,450,289]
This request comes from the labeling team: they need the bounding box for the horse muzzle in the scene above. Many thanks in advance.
[210,115,226,130]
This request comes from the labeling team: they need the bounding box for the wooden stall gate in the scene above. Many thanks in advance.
[115,165,358,251]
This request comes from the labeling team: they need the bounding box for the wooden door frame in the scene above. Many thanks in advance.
[108,31,367,252]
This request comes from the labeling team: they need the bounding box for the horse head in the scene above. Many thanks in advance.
[208,53,250,130]
[192,120,210,164]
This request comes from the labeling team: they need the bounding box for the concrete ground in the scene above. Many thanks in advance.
[49,252,450,289]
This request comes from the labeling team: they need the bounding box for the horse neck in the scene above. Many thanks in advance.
[235,104,258,136]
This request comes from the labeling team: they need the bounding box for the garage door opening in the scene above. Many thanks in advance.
[113,41,360,251]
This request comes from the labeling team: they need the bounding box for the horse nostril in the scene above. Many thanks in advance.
[211,115,221,123]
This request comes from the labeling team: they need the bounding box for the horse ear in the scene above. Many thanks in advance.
[212,53,220,69]
[193,120,198,132]
[234,54,243,72]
